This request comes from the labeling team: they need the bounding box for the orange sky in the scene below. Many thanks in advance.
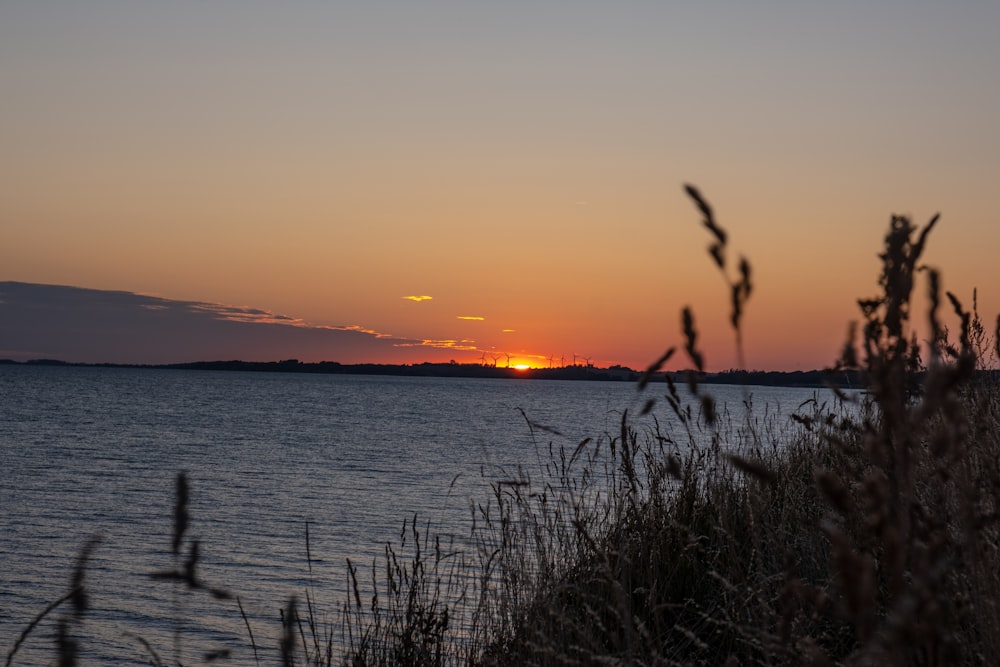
[2,3,998,370]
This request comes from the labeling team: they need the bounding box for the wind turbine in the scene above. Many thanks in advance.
[504,352,512,368]
[479,351,487,366]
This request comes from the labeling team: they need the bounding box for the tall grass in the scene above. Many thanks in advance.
[7,187,1000,665]
[339,187,1000,665]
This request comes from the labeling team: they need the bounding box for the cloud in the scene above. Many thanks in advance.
[327,324,394,338]
[0,281,424,364]
[189,302,309,326]
[402,295,433,302]
[501,329,516,333]
[394,339,478,351]
[457,315,485,321]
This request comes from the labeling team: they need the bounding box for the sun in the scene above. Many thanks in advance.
[513,364,531,371]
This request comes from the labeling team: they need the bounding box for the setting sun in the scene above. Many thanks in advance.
[513,364,531,371]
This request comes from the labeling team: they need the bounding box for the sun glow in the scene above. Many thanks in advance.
[513,363,531,370]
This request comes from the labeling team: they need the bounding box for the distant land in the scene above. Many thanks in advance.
[0,357,867,388]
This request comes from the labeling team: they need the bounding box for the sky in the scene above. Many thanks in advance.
[2,2,999,370]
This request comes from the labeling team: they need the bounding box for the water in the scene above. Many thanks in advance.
[0,365,838,664]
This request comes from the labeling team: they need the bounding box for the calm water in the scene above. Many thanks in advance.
[0,365,836,664]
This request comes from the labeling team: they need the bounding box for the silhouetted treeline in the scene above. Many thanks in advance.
[163,359,641,382]
[0,357,905,387]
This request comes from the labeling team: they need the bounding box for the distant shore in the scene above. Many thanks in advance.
[0,357,876,388]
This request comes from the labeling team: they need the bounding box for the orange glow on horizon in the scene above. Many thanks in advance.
[506,354,553,370]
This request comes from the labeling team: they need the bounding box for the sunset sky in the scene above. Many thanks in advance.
[3,3,998,370]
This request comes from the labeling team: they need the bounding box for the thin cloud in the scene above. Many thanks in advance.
[188,304,397,338]
[457,316,485,321]
[324,324,395,339]
[402,295,433,302]
[189,302,309,326]
[162,295,400,341]
[501,329,516,333]
[394,339,478,351]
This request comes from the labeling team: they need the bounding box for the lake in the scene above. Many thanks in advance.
[0,365,841,664]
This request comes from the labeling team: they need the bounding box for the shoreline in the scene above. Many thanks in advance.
[0,357,878,388]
